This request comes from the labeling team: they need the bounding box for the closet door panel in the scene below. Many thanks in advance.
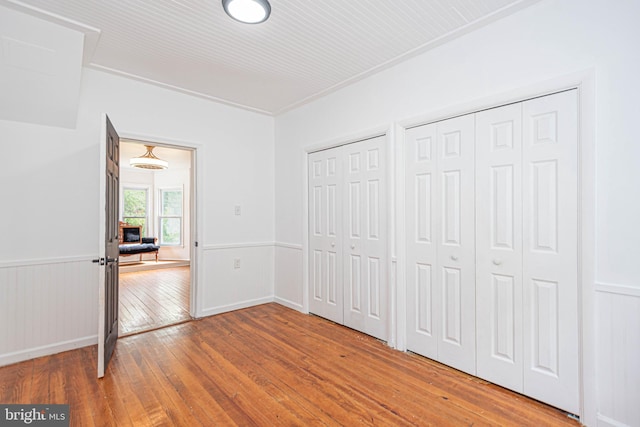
[406,124,438,359]
[343,136,387,341]
[308,149,344,324]
[475,103,524,392]
[436,114,476,375]
[404,90,579,415]
[522,90,579,414]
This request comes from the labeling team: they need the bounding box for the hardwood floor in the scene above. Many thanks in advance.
[119,266,190,336]
[0,304,580,426]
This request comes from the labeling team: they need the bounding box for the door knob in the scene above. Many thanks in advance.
[451,255,458,261]
[331,242,335,247]
[493,259,502,266]
[351,245,356,249]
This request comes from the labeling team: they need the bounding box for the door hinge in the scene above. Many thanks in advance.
[195,241,199,247]
[92,257,105,266]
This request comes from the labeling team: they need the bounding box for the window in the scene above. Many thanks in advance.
[123,188,148,235]
[159,188,183,245]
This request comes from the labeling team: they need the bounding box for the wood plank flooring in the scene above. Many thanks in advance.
[119,266,190,336]
[0,303,580,426]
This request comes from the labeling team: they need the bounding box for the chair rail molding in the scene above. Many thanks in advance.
[0,254,96,269]
[595,282,640,298]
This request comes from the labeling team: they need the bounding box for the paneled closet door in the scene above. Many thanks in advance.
[522,90,579,414]
[308,148,344,325]
[476,90,579,414]
[343,136,388,341]
[476,103,524,392]
[406,115,476,375]
[436,114,476,375]
[406,123,438,359]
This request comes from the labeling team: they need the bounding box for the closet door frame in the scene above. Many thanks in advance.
[394,70,596,425]
[303,127,396,344]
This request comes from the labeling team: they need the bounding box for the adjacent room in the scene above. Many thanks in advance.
[118,141,193,336]
[0,0,639,426]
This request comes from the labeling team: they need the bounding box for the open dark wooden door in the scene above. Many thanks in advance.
[97,114,120,378]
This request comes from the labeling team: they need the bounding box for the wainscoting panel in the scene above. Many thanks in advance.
[199,243,275,317]
[0,257,98,367]
[596,283,640,427]
[274,243,304,311]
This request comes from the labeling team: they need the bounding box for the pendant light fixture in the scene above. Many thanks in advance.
[222,0,271,24]
[129,145,168,170]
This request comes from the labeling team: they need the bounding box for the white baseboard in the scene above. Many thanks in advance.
[0,335,97,367]
[274,296,304,312]
[197,296,275,318]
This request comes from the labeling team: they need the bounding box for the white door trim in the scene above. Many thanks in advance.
[394,69,596,424]
[118,131,204,319]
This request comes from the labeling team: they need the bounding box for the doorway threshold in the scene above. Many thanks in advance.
[119,318,192,338]
[119,260,190,273]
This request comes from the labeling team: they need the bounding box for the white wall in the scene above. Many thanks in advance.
[274,0,640,425]
[0,9,275,366]
[87,69,276,319]
[0,5,83,128]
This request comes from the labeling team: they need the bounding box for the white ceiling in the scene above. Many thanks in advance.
[1,0,538,115]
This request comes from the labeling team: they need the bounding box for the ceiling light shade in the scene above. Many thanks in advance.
[222,0,271,24]
[129,145,168,170]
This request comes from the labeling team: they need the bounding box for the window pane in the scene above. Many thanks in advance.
[162,190,182,216]
[123,189,148,235]
[124,189,147,217]
[161,218,181,245]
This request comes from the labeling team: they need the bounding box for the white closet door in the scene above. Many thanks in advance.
[436,114,476,375]
[406,90,579,414]
[476,103,524,391]
[343,136,387,341]
[308,148,344,325]
[522,90,579,414]
[406,115,475,375]
[406,123,438,359]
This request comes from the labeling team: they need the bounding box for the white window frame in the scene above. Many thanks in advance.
[158,186,183,246]
[121,185,151,236]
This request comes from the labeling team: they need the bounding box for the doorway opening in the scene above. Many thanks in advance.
[118,140,195,336]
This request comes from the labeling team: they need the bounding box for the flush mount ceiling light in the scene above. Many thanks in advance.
[130,145,168,170]
[222,0,271,24]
